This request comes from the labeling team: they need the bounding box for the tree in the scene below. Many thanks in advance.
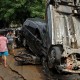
[0,0,45,28]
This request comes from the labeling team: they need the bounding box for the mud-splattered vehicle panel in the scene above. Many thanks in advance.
[45,0,80,73]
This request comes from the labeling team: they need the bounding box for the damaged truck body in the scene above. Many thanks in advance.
[44,0,80,73]
[14,0,80,74]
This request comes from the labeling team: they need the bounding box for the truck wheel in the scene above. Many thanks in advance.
[48,46,62,68]
[42,46,62,77]
[42,57,53,77]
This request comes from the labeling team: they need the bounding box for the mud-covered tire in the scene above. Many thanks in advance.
[42,57,53,79]
[42,46,62,77]
[52,46,62,64]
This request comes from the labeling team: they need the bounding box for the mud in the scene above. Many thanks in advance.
[47,73,80,80]
[0,64,24,80]
[0,48,80,80]
[7,55,46,80]
[7,48,46,80]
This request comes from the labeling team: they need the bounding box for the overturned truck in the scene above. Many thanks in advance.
[44,0,80,73]
[14,0,80,74]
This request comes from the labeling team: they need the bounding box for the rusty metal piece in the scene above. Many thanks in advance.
[66,56,73,70]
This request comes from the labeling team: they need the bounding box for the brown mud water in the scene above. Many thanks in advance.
[13,48,80,80]
[0,48,80,80]
[0,65,24,80]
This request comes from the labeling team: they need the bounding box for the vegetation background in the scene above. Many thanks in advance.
[0,0,46,28]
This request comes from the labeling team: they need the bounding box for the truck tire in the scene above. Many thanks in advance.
[42,46,62,77]
[52,46,62,64]
[48,46,62,68]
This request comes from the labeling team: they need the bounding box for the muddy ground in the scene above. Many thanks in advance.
[0,48,80,80]
[0,48,46,80]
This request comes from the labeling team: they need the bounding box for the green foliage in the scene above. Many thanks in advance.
[0,0,45,26]
[29,0,45,18]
